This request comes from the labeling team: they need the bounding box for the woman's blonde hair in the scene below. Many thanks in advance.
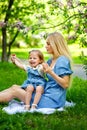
[46,32,73,86]
[46,32,72,61]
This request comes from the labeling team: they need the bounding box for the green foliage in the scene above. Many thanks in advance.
[0,63,87,129]
[82,56,87,76]
[0,0,87,62]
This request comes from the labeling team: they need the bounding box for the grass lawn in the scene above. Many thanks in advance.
[0,44,87,64]
[69,44,87,64]
[0,62,87,130]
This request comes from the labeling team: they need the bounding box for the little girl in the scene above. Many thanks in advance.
[11,50,47,110]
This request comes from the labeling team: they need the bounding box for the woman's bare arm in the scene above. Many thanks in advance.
[42,63,70,89]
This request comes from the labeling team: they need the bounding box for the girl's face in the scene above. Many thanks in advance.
[29,52,41,68]
[45,42,54,54]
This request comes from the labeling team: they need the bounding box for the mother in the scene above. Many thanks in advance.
[0,32,73,108]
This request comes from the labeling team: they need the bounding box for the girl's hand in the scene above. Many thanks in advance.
[11,55,24,70]
[42,62,52,73]
[11,54,16,63]
[12,54,16,57]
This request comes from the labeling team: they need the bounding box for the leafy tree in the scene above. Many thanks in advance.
[0,0,87,62]
[0,0,46,61]
[47,0,87,46]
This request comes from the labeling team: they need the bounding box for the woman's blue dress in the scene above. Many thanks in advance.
[31,56,73,108]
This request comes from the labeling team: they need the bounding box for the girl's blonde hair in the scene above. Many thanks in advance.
[46,32,72,61]
[29,50,44,63]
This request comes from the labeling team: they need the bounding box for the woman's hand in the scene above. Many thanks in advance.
[42,63,52,73]
[42,63,70,89]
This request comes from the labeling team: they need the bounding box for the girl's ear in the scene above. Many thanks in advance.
[40,60,44,64]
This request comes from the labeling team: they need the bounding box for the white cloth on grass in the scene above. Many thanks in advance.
[2,100,75,115]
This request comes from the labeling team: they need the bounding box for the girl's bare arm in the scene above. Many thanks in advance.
[11,55,25,70]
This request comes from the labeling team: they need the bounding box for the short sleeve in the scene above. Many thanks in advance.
[55,56,73,77]
[23,64,29,72]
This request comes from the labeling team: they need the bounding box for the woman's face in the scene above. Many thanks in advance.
[45,42,54,54]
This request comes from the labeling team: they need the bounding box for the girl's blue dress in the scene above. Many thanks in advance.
[21,65,46,89]
[31,56,73,108]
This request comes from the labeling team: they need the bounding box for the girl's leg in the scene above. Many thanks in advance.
[31,86,44,109]
[25,85,34,110]
[0,85,26,103]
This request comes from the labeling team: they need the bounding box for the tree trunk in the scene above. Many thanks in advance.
[1,27,8,62]
[1,0,14,62]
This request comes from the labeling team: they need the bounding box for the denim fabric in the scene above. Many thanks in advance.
[31,56,73,108]
[21,66,46,89]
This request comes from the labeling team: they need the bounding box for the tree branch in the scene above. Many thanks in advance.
[5,0,14,22]
[9,30,19,47]
[7,30,19,59]
[32,13,84,31]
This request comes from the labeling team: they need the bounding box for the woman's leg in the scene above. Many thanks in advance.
[31,86,44,109]
[0,85,26,103]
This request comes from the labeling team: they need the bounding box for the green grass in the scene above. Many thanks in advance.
[69,44,87,64]
[0,44,87,64]
[0,62,87,130]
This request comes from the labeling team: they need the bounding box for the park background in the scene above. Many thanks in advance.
[0,0,87,130]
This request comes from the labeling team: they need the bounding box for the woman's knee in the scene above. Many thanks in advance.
[11,84,20,92]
